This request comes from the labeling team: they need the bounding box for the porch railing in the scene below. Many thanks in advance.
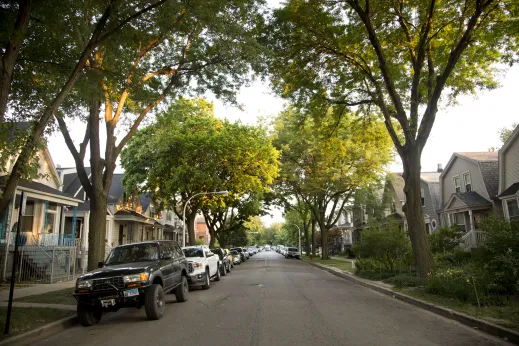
[460,230,486,251]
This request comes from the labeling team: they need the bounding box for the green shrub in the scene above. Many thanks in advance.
[425,267,474,302]
[474,217,519,295]
[383,274,427,288]
[433,248,472,267]
[428,226,464,253]
[353,224,412,271]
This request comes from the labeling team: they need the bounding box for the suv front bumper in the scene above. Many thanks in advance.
[74,285,150,308]
[187,271,207,287]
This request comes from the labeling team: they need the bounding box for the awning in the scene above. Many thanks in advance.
[441,192,492,213]
[498,182,519,199]
[0,176,81,206]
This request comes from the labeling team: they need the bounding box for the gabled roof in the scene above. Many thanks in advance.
[455,152,498,162]
[443,191,492,211]
[498,182,519,198]
[498,124,519,194]
[108,174,125,204]
[0,176,81,205]
[61,168,92,197]
[420,172,441,183]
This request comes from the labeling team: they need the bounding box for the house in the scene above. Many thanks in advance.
[195,216,210,244]
[0,123,82,282]
[498,124,519,222]
[58,170,184,270]
[329,209,354,251]
[439,152,501,231]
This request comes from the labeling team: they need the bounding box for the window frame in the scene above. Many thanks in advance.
[506,198,519,221]
[420,188,425,207]
[453,175,461,193]
[462,171,472,192]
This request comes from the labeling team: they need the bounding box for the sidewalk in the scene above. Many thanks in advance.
[329,256,354,263]
[0,281,75,302]
[0,302,76,310]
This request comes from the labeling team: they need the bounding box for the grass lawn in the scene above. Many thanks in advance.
[397,287,519,332]
[14,288,76,305]
[302,256,353,273]
[0,307,74,340]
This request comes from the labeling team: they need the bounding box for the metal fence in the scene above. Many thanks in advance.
[0,243,81,284]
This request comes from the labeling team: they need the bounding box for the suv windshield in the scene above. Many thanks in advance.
[288,248,298,252]
[183,248,204,258]
[105,243,159,265]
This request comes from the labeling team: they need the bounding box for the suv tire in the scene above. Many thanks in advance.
[145,284,165,320]
[214,264,221,281]
[77,303,102,327]
[202,268,210,290]
[175,275,189,302]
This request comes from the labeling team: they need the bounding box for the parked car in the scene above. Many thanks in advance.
[211,247,231,275]
[241,248,250,259]
[285,247,300,259]
[230,250,242,265]
[265,245,271,251]
[248,246,257,255]
[230,247,246,261]
[73,240,189,326]
[182,246,221,290]
[223,248,234,268]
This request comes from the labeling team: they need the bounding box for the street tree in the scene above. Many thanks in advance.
[121,98,279,248]
[268,0,519,275]
[0,0,170,225]
[273,106,393,258]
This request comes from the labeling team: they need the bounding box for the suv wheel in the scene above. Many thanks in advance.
[175,275,189,303]
[214,264,221,281]
[144,284,165,320]
[221,263,227,276]
[77,303,102,327]
[202,268,210,290]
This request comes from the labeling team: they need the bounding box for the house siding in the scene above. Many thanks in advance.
[441,157,488,206]
[503,138,519,189]
[421,180,440,232]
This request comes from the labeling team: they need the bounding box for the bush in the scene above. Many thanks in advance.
[353,224,412,272]
[474,217,519,295]
[433,248,472,267]
[425,267,474,302]
[428,226,463,253]
[383,274,427,288]
[356,271,397,281]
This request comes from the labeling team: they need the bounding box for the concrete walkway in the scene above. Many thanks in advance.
[0,281,75,302]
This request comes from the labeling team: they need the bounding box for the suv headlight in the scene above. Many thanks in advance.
[191,262,204,269]
[76,279,92,289]
[123,273,149,283]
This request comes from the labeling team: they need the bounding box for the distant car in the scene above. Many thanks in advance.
[210,247,231,276]
[230,247,246,261]
[248,246,257,255]
[278,245,285,254]
[265,245,271,251]
[182,246,221,289]
[285,247,300,259]
[223,248,234,268]
[241,248,250,259]
[230,250,241,265]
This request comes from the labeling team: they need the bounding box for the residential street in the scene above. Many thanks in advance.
[35,251,508,346]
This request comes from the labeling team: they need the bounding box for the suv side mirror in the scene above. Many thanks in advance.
[98,261,104,268]
[207,252,214,257]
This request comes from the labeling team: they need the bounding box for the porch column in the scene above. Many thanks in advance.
[447,213,452,227]
[468,209,474,231]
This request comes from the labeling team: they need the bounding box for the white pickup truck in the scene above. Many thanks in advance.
[182,246,221,289]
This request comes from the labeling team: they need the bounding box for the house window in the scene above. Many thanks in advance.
[166,212,172,222]
[390,202,396,214]
[453,176,461,193]
[507,199,519,221]
[420,188,425,207]
[463,172,472,192]
[455,212,465,225]
[21,201,34,232]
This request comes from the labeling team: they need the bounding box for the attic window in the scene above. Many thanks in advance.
[463,172,472,192]
[453,176,461,193]
[420,188,425,207]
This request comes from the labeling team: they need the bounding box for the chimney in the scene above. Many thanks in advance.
[437,163,443,173]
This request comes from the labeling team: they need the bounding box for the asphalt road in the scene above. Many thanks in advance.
[34,251,509,346]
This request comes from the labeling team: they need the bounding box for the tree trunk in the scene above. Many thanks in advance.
[209,228,216,248]
[304,224,310,255]
[402,147,433,277]
[311,218,316,256]
[0,0,32,124]
[186,213,196,245]
[87,195,107,271]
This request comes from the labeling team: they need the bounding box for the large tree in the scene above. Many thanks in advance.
[273,106,393,258]
[121,98,279,248]
[268,0,519,275]
[0,0,170,223]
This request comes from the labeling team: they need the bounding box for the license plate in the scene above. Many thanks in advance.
[101,299,115,307]
[123,288,139,297]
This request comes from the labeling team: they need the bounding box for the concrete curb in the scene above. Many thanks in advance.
[0,315,77,346]
[302,259,519,345]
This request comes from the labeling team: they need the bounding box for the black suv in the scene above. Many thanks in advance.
[210,248,231,276]
[73,240,189,326]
